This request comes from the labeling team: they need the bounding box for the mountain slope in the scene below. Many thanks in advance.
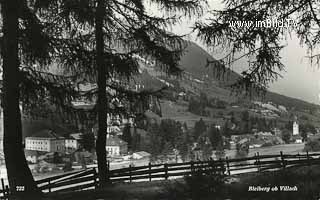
[137,41,320,128]
[179,42,320,111]
[179,41,240,86]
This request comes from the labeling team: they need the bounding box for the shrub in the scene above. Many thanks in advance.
[229,167,320,200]
[164,171,226,200]
[304,138,320,152]
[261,141,273,147]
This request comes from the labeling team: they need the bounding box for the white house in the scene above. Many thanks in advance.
[105,135,128,156]
[292,135,303,144]
[132,151,151,159]
[25,129,65,153]
[65,133,82,152]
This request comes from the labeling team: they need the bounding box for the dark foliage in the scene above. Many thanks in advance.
[194,0,320,98]
[121,124,132,150]
[230,167,320,200]
[79,132,95,151]
[282,130,291,144]
[207,124,223,150]
[193,118,207,139]
[164,171,226,200]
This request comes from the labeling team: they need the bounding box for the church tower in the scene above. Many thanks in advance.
[293,116,299,135]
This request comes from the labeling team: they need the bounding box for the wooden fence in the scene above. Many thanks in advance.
[1,151,320,198]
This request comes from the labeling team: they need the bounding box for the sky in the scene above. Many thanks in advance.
[148,1,320,105]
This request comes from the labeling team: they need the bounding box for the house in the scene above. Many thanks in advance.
[122,155,132,161]
[25,129,65,153]
[292,135,303,144]
[74,149,93,166]
[107,125,121,135]
[65,133,82,152]
[231,135,239,142]
[132,151,151,159]
[307,132,314,139]
[191,143,203,160]
[24,150,45,163]
[229,141,236,150]
[272,128,282,136]
[248,137,265,148]
[25,150,38,163]
[105,135,128,156]
[0,152,5,165]
[255,132,273,137]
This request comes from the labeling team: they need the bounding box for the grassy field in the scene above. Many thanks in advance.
[160,100,217,128]
[225,143,306,159]
[42,165,320,200]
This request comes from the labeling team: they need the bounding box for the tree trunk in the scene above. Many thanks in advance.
[1,0,41,198]
[95,0,108,187]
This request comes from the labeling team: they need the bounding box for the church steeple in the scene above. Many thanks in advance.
[293,116,299,135]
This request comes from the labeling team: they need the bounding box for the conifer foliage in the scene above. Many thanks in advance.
[195,0,320,94]
[0,0,204,195]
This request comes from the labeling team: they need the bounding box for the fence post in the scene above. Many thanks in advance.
[191,161,194,175]
[93,168,98,189]
[129,164,132,183]
[307,151,310,166]
[219,158,224,175]
[164,163,168,180]
[105,160,110,185]
[212,158,216,174]
[225,156,230,175]
[5,186,9,197]
[149,162,152,182]
[209,158,213,172]
[280,151,285,169]
[254,152,257,168]
[48,180,51,193]
[257,152,261,172]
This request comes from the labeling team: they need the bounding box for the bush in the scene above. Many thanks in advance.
[164,171,226,200]
[304,139,320,152]
[229,167,320,200]
[261,141,273,147]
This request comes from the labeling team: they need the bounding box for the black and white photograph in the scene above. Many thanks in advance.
[0,0,319,199]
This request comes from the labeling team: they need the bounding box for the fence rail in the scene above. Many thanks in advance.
[1,151,320,199]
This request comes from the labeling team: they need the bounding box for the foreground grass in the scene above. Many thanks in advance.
[42,165,320,200]
[227,166,320,200]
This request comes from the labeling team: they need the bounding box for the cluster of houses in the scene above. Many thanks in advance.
[230,131,285,150]
[229,117,304,151]
[25,130,81,155]
[24,128,150,165]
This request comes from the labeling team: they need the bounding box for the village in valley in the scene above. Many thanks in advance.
[0,92,317,181]
[0,41,319,187]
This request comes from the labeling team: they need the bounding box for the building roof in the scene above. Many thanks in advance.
[106,136,127,146]
[26,129,65,140]
[255,132,273,136]
[133,151,151,157]
[69,133,83,140]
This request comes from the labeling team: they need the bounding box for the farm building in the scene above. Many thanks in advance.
[106,135,128,156]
